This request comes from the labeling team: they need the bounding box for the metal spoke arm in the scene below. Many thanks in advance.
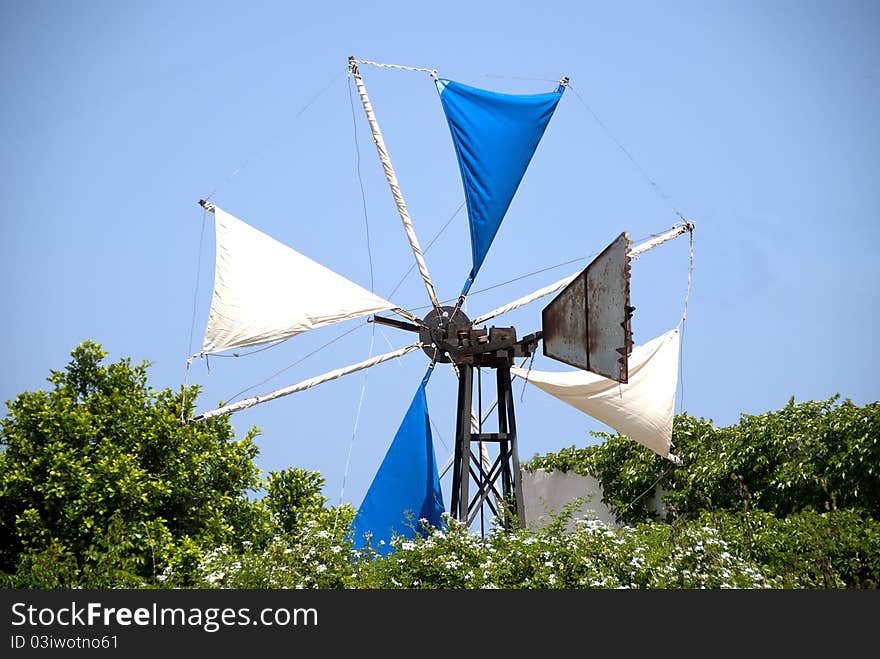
[369,314,422,333]
[185,342,423,423]
[348,56,443,316]
[472,222,694,325]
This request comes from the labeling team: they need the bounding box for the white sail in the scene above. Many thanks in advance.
[200,207,396,355]
[511,329,680,460]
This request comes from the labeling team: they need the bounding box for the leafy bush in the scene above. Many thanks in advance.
[185,512,784,589]
[178,470,359,589]
[525,396,880,525]
[696,509,880,589]
[4,344,876,589]
[521,396,880,588]
[0,341,270,586]
[666,398,880,521]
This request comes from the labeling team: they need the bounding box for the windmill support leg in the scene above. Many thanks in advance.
[451,363,473,522]
[450,339,535,534]
[496,359,525,530]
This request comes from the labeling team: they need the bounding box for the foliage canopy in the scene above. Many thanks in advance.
[2,342,877,588]
[524,395,880,524]
[0,341,337,586]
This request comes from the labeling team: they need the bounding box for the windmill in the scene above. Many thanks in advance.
[184,57,694,553]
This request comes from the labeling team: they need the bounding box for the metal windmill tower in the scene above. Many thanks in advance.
[185,56,693,548]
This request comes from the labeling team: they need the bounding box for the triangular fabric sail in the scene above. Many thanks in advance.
[200,207,396,355]
[350,370,445,555]
[511,329,680,460]
[436,78,565,294]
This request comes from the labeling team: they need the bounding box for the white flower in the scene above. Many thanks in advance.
[205,570,225,585]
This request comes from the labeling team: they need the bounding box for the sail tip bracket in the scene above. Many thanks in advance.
[198,199,216,213]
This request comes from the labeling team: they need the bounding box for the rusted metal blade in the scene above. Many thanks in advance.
[541,231,633,382]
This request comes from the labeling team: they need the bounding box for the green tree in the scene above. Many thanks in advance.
[520,396,880,588]
[665,397,880,521]
[265,468,332,535]
[185,469,357,589]
[525,396,880,525]
[0,341,270,586]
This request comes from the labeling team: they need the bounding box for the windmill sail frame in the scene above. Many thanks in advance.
[184,57,695,544]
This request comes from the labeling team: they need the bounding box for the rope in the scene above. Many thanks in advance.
[181,358,192,425]
[619,466,674,513]
[679,226,694,327]
[385,201,465,300]
[354,58,438,79]
[186,208,208,359]
[676,226,695,414]
[375,326,449,454]
[473,254,591,297]
[181,208,209,421]
[348,69,375,292]
[430,417,448,454]
[470,355,532,426]
[435,225,685,315]
[399,254,595,316]
[480,73,564,84]
[202,68,347,203]
[199,338,293,359]
[470,223,693,325]
[567,82,688,225]
[186,69,354,408]
[519,352,537,403]
[339,324,376,506]
[222,323,365,405]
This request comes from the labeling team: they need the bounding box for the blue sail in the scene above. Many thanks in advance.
[350,369,444,555]
[437,78,565,294]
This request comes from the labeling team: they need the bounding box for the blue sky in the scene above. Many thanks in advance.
[2,1,878,512]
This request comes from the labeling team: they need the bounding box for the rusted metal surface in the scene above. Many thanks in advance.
[416,305,541,365]
[451,352,526,533]
[418,305,472,362]
[542,231,633,382]
[541,268,588,370]
[586,231,633,381]
[368,315,421,333]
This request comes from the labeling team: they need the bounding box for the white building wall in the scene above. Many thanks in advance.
[521,468,666,530]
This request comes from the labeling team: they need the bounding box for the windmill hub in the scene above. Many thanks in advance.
[417,306,544,367]
[418,306,472,363]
